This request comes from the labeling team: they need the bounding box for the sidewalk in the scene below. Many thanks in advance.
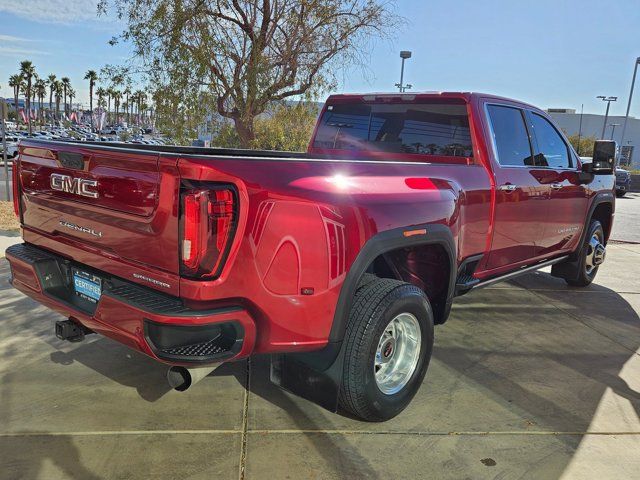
[0,230,20,256]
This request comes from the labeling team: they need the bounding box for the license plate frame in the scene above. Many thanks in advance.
[72,269,102,303]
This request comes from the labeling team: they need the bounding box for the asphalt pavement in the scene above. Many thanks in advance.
[611,192,640,243]
[0,166,12,203]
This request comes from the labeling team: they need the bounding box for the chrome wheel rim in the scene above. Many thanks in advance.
[374,312,422,395]
[585,233,606,276]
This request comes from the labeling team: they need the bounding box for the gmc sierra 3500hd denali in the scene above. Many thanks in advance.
[6,92,616,421]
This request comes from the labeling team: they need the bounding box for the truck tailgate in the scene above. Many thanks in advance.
[17,142,181,295]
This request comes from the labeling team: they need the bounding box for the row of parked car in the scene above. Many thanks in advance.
[1,124,175,160]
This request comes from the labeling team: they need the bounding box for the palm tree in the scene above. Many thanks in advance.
[68,88,76,122]
[134,90,145,125]
[113,90,122,125]
[61,77,71,119]
[84,70,98,127]
[106,88,114,124]
[30,73,39,121]
[47,74,57,119]
[8,74,23,126]
[20,60,36,134]
[95,87,106,132]
[34,78,47,127]
[123,86,131,125]
[54,81,63,120]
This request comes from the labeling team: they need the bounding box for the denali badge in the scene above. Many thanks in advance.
[59,220,103,238]
[50,173,98,198]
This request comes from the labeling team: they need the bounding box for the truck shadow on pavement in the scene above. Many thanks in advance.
[48,347,173,402]
[221,273,640,478]
[211,273,640,478]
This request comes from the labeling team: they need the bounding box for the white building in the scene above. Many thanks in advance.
[547,109,640,166]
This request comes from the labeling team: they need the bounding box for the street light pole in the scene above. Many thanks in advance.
[1,98,9,202]
[610,123,620,140]
[577,103,584,155]
[395,51,412,92]
[619,57,640,161]
[597,95,618,139]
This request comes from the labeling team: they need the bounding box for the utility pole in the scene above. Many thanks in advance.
[395,51,413,93]
[620,57,640,163]
[597,95,617,139]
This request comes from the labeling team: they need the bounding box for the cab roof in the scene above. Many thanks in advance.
[325,92,540,110]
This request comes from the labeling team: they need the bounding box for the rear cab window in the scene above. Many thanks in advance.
[311,98,473,161]
[486,104,535,167]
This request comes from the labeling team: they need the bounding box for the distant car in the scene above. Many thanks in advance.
[1,136,19,158]
[615,167,631,197]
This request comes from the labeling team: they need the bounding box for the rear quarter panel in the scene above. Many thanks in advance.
[178,156,492,352]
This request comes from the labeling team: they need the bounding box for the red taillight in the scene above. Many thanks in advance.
[12,156,20,217]
[182,191,204,269]
[180,186,236,278]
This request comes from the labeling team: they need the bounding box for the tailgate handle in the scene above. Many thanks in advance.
[58,151,84,170]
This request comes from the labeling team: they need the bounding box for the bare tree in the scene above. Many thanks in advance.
[102,0,400,146]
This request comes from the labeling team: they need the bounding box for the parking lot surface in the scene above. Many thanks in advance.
[1,243,640,479]
[611,192,640,243]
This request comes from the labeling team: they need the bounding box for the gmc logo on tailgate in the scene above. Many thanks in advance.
[50,174,98,199]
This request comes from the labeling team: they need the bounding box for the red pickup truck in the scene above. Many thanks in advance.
[7,92,615,421]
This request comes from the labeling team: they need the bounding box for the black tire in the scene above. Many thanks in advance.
[339,276,434,421]
[356,272,379,291]
[566,220,605,287]
[616,191,626,198]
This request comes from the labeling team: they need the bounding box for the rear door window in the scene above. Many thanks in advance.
[486,105,535,167]
[312,101,472,158]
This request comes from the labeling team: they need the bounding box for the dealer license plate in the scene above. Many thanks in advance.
[73,269,102,303]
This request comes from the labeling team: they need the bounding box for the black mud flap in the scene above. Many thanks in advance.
[551,259,580,281]
[270,343,345,412]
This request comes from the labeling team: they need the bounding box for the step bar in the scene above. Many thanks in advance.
[468,255,570,292]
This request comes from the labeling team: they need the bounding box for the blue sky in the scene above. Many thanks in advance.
[1,0,640,117]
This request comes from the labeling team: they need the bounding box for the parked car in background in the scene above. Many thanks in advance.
[1,136,19,158]
[615,167,631,197]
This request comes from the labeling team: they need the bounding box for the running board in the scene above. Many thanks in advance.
[469,255,570,291]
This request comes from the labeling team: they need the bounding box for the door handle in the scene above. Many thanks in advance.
[498,184,517,192]
[551,183,563,190]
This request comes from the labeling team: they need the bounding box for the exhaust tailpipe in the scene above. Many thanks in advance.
[167,365,219,391]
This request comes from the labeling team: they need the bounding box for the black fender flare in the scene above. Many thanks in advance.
[551,191,615,280]
[575,191,615,252]
[328,223,457,343]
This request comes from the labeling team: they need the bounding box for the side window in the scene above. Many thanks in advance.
[530,113,571,169]
[487,105,535,167]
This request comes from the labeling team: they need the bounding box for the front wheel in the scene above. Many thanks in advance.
[338,276,434,421]
[566,220,606,287]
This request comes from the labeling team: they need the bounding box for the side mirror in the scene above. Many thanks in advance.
[583,140,615,175]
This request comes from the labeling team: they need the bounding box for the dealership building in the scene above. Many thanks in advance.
[546,109,640,167]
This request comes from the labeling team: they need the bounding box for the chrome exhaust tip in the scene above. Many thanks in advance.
[167,365,219,391]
